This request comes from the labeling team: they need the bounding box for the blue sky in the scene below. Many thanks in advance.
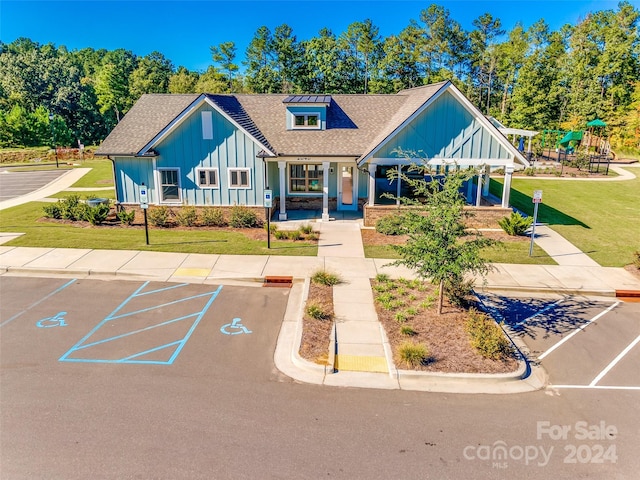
[1,0,627,72]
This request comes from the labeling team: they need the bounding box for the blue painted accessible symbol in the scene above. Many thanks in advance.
[221,318,252,335]
[37,311,68,328]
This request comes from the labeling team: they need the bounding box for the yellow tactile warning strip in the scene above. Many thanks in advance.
[335,355,389,373]
[173,268,211,277]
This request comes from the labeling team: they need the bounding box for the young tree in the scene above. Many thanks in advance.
[388,165,494,314]
[210,41,238,90]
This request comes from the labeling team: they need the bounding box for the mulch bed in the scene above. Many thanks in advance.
[372,278,518,373]
[298,282,334,365]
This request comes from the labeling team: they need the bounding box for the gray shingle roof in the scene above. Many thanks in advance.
[95,94,199,156]
[95,81,450,159]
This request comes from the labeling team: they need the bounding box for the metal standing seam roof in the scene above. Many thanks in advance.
[282,95,332,104]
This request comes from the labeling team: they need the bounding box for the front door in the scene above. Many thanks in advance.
[337,163,358,211]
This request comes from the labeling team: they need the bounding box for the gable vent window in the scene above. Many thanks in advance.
[201,111,213,139]
[293,114,319,129]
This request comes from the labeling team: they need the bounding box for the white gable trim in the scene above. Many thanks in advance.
[138,95,276,157]
[359,81,529,168]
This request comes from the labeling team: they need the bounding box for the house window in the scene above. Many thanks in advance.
[293,114,320,129]
[159,168,181,202]
[196,168,218,188]
[290,164,323,193]
[228,168,250,189]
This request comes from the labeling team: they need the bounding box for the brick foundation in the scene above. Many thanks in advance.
[119,204,276,225]
[363,203,511,228]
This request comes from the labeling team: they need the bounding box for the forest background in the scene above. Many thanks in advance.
[1,1,638,157]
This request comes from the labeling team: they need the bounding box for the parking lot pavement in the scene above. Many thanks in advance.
[477,293,640,391]
[0,169,66,200]
[0,277,290,375]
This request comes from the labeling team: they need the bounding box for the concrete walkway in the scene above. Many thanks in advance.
[531,225,600,267]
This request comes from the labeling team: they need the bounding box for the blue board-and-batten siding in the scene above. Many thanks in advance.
[115,103,266,206]
[376,90,511,162]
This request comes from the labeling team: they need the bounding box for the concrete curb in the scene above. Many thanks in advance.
[479,284,616,297]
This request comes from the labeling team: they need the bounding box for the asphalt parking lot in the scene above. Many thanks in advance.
[0,169,67,200]
[477,293,640,390]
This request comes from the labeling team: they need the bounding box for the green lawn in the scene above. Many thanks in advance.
[364,239,554,264]
[69,159,114,188]
[490,170,640,267]
[0,202,318,256]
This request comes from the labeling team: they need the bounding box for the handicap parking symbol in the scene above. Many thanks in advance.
[220,318,252,335]
[36,311,68,328]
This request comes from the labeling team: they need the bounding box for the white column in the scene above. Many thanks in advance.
[278,161,287,220]
[368,163,376,205]
[527,136,532,154]
[482,165,490,197]
[501,165,514,208]
[475,169,483,207]
[322,161,330,221]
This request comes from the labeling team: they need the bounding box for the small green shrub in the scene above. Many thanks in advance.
[56,194,89,221]
[274,229,288,240]
[375,215,407,235]
[465,309,513,360]
[498,211,533,236]
[201,207,227,226]
[375,273,390,282]
[266,223,278,234]
[523,167,536,176]
[306,232,319,241]
[116,208,136,225]
[287,229,303,241]
[306,303,331,321]
[633,251,640,270]
[148,206,171,227]
[86,203,110,225]
[300,224,313,234]
[311,270,341,286]
[229,205,261,228]
[176,206,198,227]
[398,341,429,367]
[444,277,474,308]
[400,325,416,336]
[42,203,62,219]
[395,311,408,323]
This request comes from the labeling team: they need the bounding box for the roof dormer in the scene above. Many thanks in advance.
[283,95,331,130]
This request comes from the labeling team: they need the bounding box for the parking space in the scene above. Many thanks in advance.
[0,277,290,374]
[0,169,66,200]
[477,293,640,391]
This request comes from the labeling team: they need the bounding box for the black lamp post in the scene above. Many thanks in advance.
[48,113,59,168]
[256,150,271,248]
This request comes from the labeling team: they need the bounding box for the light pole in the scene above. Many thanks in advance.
[256,150,271,249]
[48,113,58,168]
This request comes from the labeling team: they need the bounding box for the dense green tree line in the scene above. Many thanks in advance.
[1,2,638,153]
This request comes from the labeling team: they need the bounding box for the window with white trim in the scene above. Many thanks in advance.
[196,168,218,188]
[289,164,323,193]
[228,168,251,189]
[159,168,181,202]
[293,113,320,129]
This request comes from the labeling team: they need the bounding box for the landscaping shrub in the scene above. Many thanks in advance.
[287,229,303,240]
[375,215,407,235]
[300,224,314,234]
[116,208,136,225]
[311,270,342,286]
[86,203,110,225]
[147,206,171,227]
[229,205,260,228]
[42,202,62,219]
[398,341,429,367]
[176,206,198,226]
[274,229,288,240]
[444,277,473,308]
[400,325,416,336]
[465,309,513,360]
[306,302,331,321]
[201,207,227,227]
[57,194,88,221]
[306,232,319,241]
[498,211,533,236]
[633,251,640,270]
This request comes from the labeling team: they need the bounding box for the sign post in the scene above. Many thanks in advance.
[264,189,272,249]
[140,183,149,245]
[529,190,542,256]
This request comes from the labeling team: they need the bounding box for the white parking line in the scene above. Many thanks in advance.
[589,334,640,386]
[515,298,565,326]
[538,301,620,360]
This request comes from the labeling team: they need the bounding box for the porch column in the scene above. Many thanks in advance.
[527,136,532,154]
[278,161,287,220]
[482,165,490,197]
[475,169,483,207]
[322,161,330,221]
[368,163,376,205]
[501,165,514,208]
